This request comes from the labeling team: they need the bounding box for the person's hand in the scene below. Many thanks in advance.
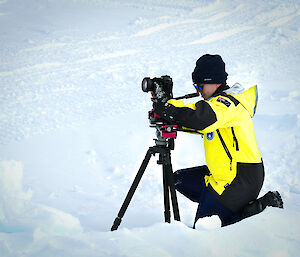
[153,99,176,123]
[152,99,166,117]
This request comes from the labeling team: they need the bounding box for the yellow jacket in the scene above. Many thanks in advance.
[164,83,262,197]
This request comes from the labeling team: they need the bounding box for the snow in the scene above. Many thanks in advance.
[0,0,300,256]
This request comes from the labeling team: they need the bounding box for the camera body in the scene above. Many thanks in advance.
[142,75,174,126]
[142,75,173,102]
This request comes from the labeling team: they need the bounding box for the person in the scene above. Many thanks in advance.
[153,54,283,227]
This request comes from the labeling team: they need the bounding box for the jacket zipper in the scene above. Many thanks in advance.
[231,127,239,151]
[216,129,233,170]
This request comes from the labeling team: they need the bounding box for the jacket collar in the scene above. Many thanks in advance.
[212,84,230,98]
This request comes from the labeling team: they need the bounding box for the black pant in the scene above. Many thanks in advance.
[173,165,242,227]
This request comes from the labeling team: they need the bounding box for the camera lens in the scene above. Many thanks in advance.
[142,77,153,92]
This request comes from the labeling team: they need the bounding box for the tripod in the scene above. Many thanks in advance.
[111,126,181,231]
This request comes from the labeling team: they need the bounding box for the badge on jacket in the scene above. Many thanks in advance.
[217,97,231,107]
[206,132,215,140]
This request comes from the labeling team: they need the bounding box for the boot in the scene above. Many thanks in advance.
[241,191,283,219]
[260,191,283,209]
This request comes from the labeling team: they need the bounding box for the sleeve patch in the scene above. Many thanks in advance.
[217,97,231,107]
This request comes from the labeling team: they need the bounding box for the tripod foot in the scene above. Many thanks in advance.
[111,217,122,231]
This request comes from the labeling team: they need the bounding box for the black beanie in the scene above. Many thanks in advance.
[192,54,228,85]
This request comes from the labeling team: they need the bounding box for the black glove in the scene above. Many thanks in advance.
[152,100,166,117]
[153,100,176,122]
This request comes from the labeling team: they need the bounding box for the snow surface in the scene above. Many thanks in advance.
[0,0,300,256]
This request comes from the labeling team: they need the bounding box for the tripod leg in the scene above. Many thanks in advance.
[167,163,181,221]
[161,149,180,223]
[162,164,171,223]
[111,148,153,231]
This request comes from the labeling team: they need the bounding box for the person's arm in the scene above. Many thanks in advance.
[153,96,239,132]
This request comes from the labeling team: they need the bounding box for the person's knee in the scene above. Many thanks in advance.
[173,170,183,189]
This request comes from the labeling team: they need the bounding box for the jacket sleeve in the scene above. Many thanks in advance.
[154,96,240,132]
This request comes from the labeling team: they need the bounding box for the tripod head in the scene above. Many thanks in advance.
[150,122,178,150]
[147,107,178,149]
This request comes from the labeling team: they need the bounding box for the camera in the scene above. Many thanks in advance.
[142,75,173,101]
[141,74,201,140]
[142,75,173,127]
